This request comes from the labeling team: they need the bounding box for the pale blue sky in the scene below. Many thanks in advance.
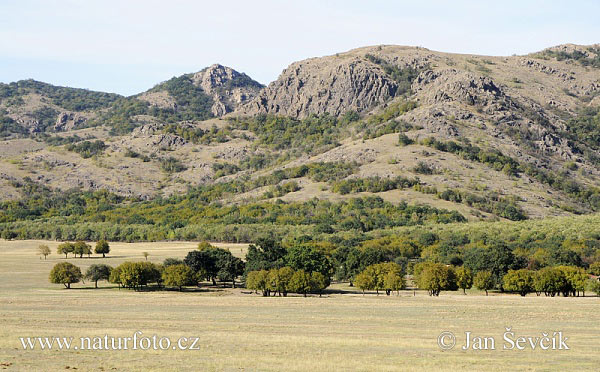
[1,0,598,95]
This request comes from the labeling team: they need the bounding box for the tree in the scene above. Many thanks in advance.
[383,271,404,295]
[38,244,51,260]
[49,262,82,288]
[85,264,113,288]
[355,269,376,295]
[244,238,287,275]
[455,267,473,294]
[114,261,161,290]
[57,242,74,258]
[184,250,217,285]
[95,239,110,258]
[73,241,91,258]
[310,272,328,297]
[142,252,149,261]
[473,270,495,296]
[285,245,334,279]
[503,269,534,296]
[288,270,312,297]
[246,270,270,296]
[586,279,600,296]
[109,265,123,288]
[217,255,245,288]
[558,265,588,296]
[162,264,196,291]
[588,262,600,276]
[415,262,457,296]
[266,267,295,296]
[533,267,566,297]
[354,262,405,295]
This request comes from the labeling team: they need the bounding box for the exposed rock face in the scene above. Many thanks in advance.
[54,112,88,131]
[191,64,263,116]
[239,57,399,118]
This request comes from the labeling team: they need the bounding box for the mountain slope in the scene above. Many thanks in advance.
[1,44,600,223]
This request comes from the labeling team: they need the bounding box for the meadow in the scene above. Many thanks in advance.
[1,239,599,371]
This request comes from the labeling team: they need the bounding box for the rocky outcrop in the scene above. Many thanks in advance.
[238,57,399,118]
[191,64,263,116]
[54,112,88,131]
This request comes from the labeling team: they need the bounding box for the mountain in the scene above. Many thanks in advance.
[1,45,600,222]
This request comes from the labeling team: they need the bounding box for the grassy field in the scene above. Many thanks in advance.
[1,239,599,371]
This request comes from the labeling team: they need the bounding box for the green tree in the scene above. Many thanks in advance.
[246,270,269,296]
[285,245,334,281]
[38,244,51,259]
[267,267,295,296]
[473,270,495,296]
[95,239,110,258]
[355,269,376,294]
[217,254,245,288]
[288,270,312,297]
[558,265,588,296]
[533,267,566,297]
[383,270,405,295]
[503,269,534,296]
[162,264,196,291]
[57,242,74,259]
[455,267,473,294]
[586,279,600,296]
[49,262,82,289]
[84,264,113,288]
[588,262,600,276]
[73,241,91,258]
[415,262,457,296]
[310,272,328,297]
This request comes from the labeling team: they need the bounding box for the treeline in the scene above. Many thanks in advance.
[331,176,420,194]
[420,137,600,211]
[0,79,121,111]
[329,175,526,221]
[229,113,359,156]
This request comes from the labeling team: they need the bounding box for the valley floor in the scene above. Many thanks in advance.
[0,240,599,371]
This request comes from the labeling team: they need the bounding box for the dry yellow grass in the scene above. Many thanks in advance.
[1,239,599,371]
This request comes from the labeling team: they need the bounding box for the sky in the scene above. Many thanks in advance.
[0,0,598,96]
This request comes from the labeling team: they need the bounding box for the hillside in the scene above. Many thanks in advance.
[1,44,600,224]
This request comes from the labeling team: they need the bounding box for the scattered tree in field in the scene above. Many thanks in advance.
[310,272,328,297]
[288,270,312,297]
[57,242,74,258]
[111,261,162,290]
[455,267,473,294]
[217,254,245,288]
[38,244,51,259]
[85,264,113,288]
[473,270,495,295]
[142,252,149,261]
[533,267,566,297]
[267,267,294,296]
[503,269,535,296]
[558,265,588,297]
[162,264,196,291]
[246,270,269,296]
[355,269,377,295]
[414,262,457,296]
[95,239,110,258]
[73,241,92,258]
[109,265,123,288]
[49,262,82,288]
[197,241,214,251]
[354,262,405,295]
